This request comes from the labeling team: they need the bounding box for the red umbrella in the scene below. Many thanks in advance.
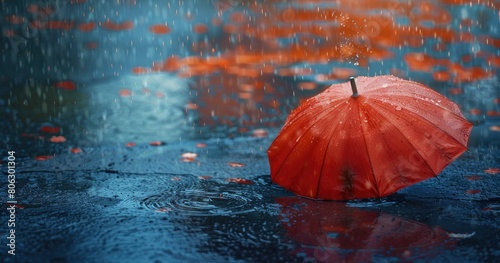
[268,75,472,200]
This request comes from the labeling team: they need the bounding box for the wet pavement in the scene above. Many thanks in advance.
[2,136,500,262]
[1,0,500,262]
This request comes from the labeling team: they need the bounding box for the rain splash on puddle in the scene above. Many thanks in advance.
[141,177,265,216]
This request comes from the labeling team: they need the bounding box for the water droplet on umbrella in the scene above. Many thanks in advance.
[396,106,402,111]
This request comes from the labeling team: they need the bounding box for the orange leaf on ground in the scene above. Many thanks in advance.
[49,136,66,143]
[70,148,82,153]
[102,20,134,31]
[484,168,500,174]
[54,80,76,91]
[77,22,96,32]
[149,24,171,34]
[35,155,54,161]
[132,67,149,74]
[226,178,254,184]
[40,126,60,133]
[149,141,166,146]
[125,142,136,147]
[119,89,132,97]
[228,162,245,167]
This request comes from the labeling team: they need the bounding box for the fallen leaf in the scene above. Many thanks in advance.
[226,178,253,184]
[49,136,66,143]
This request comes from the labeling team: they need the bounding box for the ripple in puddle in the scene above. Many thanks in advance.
[141,180,262,216]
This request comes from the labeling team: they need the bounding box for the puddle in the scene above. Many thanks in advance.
[278,197,457,262]
[141,179,264,216]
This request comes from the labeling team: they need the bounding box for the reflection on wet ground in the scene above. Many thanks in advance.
[278,197,455,262]
[0,0,500,262]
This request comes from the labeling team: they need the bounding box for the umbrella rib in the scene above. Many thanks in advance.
[413,102,465,143]
[359,76,444,99]
[368,104,438,177]
[358,111,381,197]
[369,92,462,116]
[273,102,348,179]
[419,110,468,147]
[281,97,346,131]
[373,97,468,152]
[315,112,349,199]
[313,95,352,106]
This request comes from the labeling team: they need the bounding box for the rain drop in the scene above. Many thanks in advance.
[396,106,402,111]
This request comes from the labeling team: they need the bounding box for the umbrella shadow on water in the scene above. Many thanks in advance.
[276,197,456,262]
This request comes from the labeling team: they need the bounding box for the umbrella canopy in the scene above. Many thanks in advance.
[268,75,472,200]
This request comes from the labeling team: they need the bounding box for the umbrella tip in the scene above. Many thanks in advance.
[349,77,359,98]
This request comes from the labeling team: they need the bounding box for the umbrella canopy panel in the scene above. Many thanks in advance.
[268,75,473,200]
